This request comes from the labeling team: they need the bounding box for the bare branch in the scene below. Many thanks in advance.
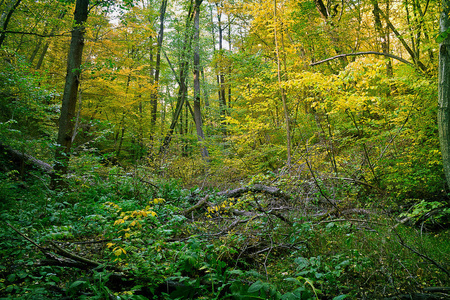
[309,51,414,67]
[0,30,69,37]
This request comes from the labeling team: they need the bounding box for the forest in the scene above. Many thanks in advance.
[0,0,450,298]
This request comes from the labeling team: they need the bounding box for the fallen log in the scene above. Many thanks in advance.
[0,141,52,173]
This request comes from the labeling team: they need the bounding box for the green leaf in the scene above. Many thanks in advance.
[248,280,264,293]
[7,273,16,282]
[284,277,301,284]
[49,275,60,283]
[333,295,348,300]
[437,29,450,43]
[227,269,244,276]
[69,280,86,289]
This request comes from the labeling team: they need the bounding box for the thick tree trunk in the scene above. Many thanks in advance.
[438,0,450,189]
[193,0,209,158]
[51,0,89,188]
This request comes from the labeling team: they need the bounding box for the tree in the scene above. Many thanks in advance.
[51,0,90,188]
[273,0,291,166]
[193,0,209,158]
[0,0,22,48]
[150,0,168,130]
[438,0,450,189]
[160,0,195,154]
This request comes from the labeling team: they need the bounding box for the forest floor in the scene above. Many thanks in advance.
[0,158,449,300]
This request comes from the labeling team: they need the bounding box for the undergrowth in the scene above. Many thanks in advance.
[0,162,449,299]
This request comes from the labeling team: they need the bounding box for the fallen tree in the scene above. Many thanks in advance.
[0,141,52,173]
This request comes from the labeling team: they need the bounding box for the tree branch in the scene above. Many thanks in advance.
[309,51,414,67]
[0,30,69,37]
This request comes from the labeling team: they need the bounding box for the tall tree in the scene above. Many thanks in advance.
[160,0,195,154]
[0,0,22,48]
[215,2,227,131]
[371,0,392,76]
[438,0,450,189]
[51,0,90,188]
[193,0,209,158]
[273,0,291,166]
[150,0,168,129]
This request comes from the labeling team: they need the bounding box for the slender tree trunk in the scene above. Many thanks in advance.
[438,0,450,189]
[372,0,392,76]
[35,10,66,70]
[193,0,209,158]
[227,16,232,109]
[377,7,427,72]
[150,0,168,129]
[0,0,22,48]
[215,4,227,132]
[274,0,291,167]
[160,0,195,154]
[51,0,89,189]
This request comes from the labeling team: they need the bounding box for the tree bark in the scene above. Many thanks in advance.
[51,0,89,188]
[438,0,450,190]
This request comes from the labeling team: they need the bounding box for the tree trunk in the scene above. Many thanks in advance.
[438,0,450,189]
[150,0,168,129]
[0,0,22,48]
[216,4,227,132]
[371,0,392,76]
[160,0,195,155]
[51,0,89,189]
[273,0,291,167]
[193,0,209,158]
[35,10,67,70]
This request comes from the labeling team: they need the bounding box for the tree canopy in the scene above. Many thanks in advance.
[0,0,449,298]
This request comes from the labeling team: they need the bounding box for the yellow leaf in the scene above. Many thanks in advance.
[114,249,123,256]
[106,243,115,248]
[114,219,124,226]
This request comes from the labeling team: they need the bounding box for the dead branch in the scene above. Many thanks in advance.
[49,241,102,268]
[217,184,288,200]
[309,51,414,67]
[318,218,384,226]
[205,217,261,237]
[0,30,69,37]
[7,222,121,272]
[6,222,48,252]
[330,177,384,194]
[0,142,53,173]
[182,195,210,216]
[395,231,450,278]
